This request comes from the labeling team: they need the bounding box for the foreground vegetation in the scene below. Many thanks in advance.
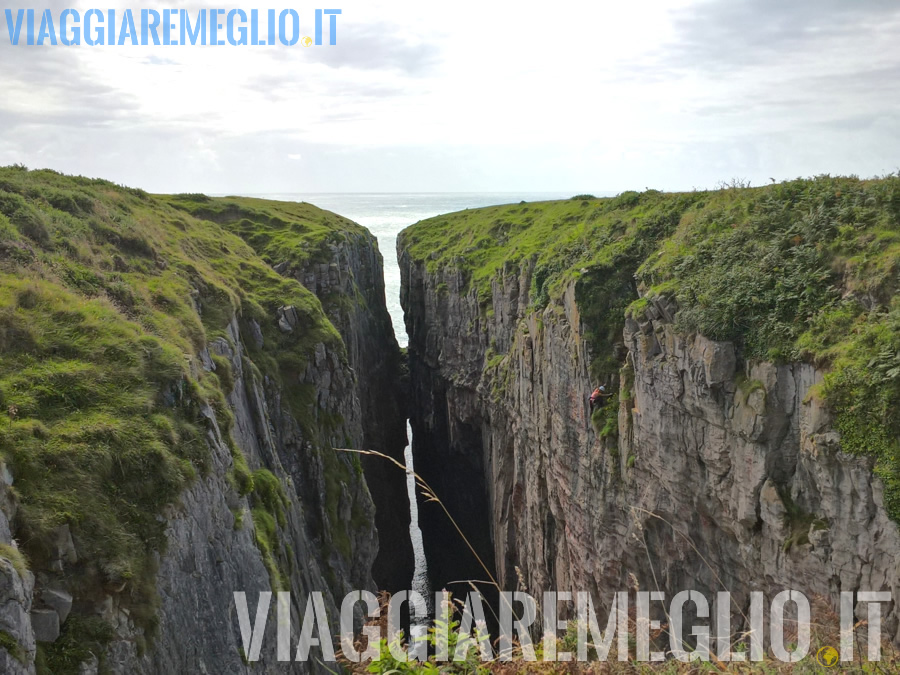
[342,592,897,674]
[400,176,900,521]
[0,166,362,670]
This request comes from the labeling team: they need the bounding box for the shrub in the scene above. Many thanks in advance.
[591,395,618,438]
[42,616,114,673]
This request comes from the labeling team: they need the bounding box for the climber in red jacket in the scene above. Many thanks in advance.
[590,385,612,412]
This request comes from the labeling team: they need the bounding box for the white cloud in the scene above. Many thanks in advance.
[1,0,899,191]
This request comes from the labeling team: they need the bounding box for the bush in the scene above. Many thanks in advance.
[591,395,618,438]
[42,616,114,673]
[0,191,50,245]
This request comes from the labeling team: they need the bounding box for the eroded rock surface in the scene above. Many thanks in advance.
[399,247,900,645]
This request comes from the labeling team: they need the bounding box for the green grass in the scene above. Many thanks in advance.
[165,194,390,355]
[0,166,364,660]
[400,175,900,522]
[162,193,370,273]
[323,448,353,559]
[399,190,700,379]
[591,396,619,439]
[0,542,29,576]
[484,348,514,402]
[251,507,285,591]
[736,375,767,405]
[251,468,289,528]
[40,615,113,674]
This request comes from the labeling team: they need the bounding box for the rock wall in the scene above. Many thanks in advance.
[0,313,378,675]
[399,247,900,645]
[0,465,36,675]
[281,229,412,591]
[0,235,402,673]
[125,315,378,674]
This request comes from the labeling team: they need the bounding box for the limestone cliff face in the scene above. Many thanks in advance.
[1,242,396,674]
[8,312,379,675]
[121,236,406,673]
[399,249,900,643]
[126,315,377,674]
[0,173,412,673]
[279,230,412,591]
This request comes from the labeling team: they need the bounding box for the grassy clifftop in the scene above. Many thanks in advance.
[0,166,364,666]
[161,192,371,270]
[399,176,900,520]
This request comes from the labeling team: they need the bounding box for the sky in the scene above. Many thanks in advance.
[1,0,899,193]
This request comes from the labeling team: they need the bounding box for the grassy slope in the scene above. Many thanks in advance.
[160,194,374,322]
[399,176,900,521]
[0,167,360,668]
[160,192,371,269]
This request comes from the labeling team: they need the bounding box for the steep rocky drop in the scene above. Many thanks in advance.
[399,178,900,646]
[170,195,413,592]
[0,169,409,673]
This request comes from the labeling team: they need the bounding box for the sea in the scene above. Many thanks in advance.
[243,192,576,594]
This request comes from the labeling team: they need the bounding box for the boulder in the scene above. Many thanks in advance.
[31,609,60,643]
[42,588,73,624]
[276,305,300,333]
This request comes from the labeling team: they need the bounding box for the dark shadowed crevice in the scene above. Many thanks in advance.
[406,357,499,628]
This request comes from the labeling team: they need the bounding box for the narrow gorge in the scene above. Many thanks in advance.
[0,168,410,673]
[2,168,900,672]
[399,177,900,647]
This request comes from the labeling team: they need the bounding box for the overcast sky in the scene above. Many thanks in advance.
[2,0,899,193]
